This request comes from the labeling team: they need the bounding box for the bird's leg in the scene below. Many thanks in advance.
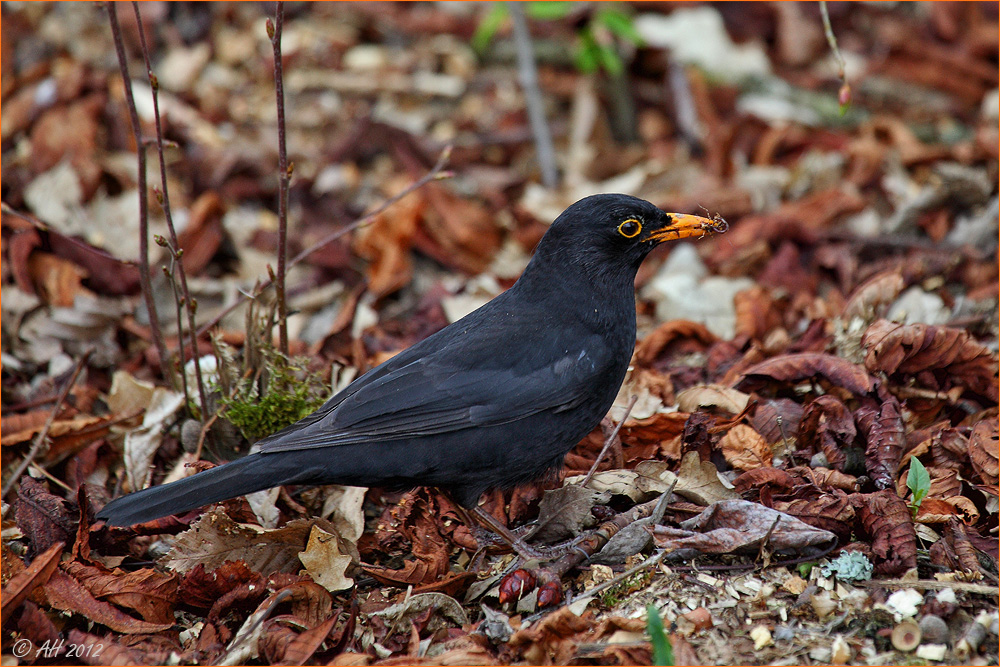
[450,504,547,561]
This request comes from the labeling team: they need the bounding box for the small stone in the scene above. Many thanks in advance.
[919,615,951,645]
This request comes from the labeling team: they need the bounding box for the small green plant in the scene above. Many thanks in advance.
[798,562,815,579]
[220,349,327,442]
[906,457,931,517]
[473,3,643,76]
[646,604,673,666]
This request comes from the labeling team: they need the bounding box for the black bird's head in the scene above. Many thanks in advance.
[528,193,723,282]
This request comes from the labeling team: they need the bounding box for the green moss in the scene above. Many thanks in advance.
[220,350,327,442]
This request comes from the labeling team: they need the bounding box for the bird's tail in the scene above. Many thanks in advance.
[96,452,285,526]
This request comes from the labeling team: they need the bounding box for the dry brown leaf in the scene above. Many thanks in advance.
[855,394,905,490]
[266,613,339,666]
[916,496,980,525]
[531,485,608,544]
[863,319,999,401]
[14,477,75,558]
[506,606,594,666]
[419,183,501,274]
[773,494,856,544]
[175,191,226,275]
[652,499,836,556]
[751,398,804,445]
[672,451,739,506]
[676,384,750,414]
[799,395,857,472]
[718,424,772,471]
[177,560,265,611]
[298,524,354,593]
[0,541,63,626]
[842,271,906,321]
[62,562,179,625]
[160,509,344,576]
[733,286,783,341]
[41,570,174,634]
[27,251,90,306]
[969,419,999,486]
[353,176,423,297]
[851,490,918,576]
[736,352,874,396]
[633,319,718,367]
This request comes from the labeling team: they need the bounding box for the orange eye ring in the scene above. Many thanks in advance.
[618,218,642,238]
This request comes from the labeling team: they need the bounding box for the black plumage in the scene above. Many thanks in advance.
[97,194,718,527]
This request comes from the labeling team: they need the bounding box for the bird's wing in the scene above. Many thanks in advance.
[257,333,610,452]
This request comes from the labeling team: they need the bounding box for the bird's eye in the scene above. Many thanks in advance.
[617,219,642,238]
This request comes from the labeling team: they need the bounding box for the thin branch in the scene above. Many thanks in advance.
[131,1,209,421]
[268,3,291,357]
[2,350,93,500]
[819,0,851,108]
[581,394,637,486]
[194,146,454,338]
[509,2,558,188]
[105,2,169,375]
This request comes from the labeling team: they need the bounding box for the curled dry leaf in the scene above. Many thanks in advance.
[632,319,718,367]
[862,319,999,401]
[915,496,980,525]
[842,271,905,321]
[353,176,423,297]
[676,384,750,414]
[419,183,502,274]
[161,509,350,577]
[751,398,804,445]
[63,561,179,625]
[14,477,75,558]
[718,424,772,471]
[531,485,609,544]
[969,419,999,486]
[851,490,918,576]
[854,394,905,490]
[799,395,857,472]
[774,494,856,545]
[506,606,594,666]
[264,613,339,666]
[652,499,836,557]
[736,352,874,396]
[733,286,783,342]
[787,466,859,493]
[733,467,796,497]
[0,541,63,626]
[177,560,266,611]
[41,570,174,634]
[670,451,739,506]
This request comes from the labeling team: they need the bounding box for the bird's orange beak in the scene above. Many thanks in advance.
[648,212,728,243]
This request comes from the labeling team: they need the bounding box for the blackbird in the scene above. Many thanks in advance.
[97,194,721,546]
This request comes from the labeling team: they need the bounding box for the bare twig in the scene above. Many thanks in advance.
[267,2,291,357]
[106,3,168,375]
[819,0,851,108]
[2,350,93,500]
[508,2,558,188]
[581,394,637,486]
[194,146,454,338]
[130,2,209,421]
